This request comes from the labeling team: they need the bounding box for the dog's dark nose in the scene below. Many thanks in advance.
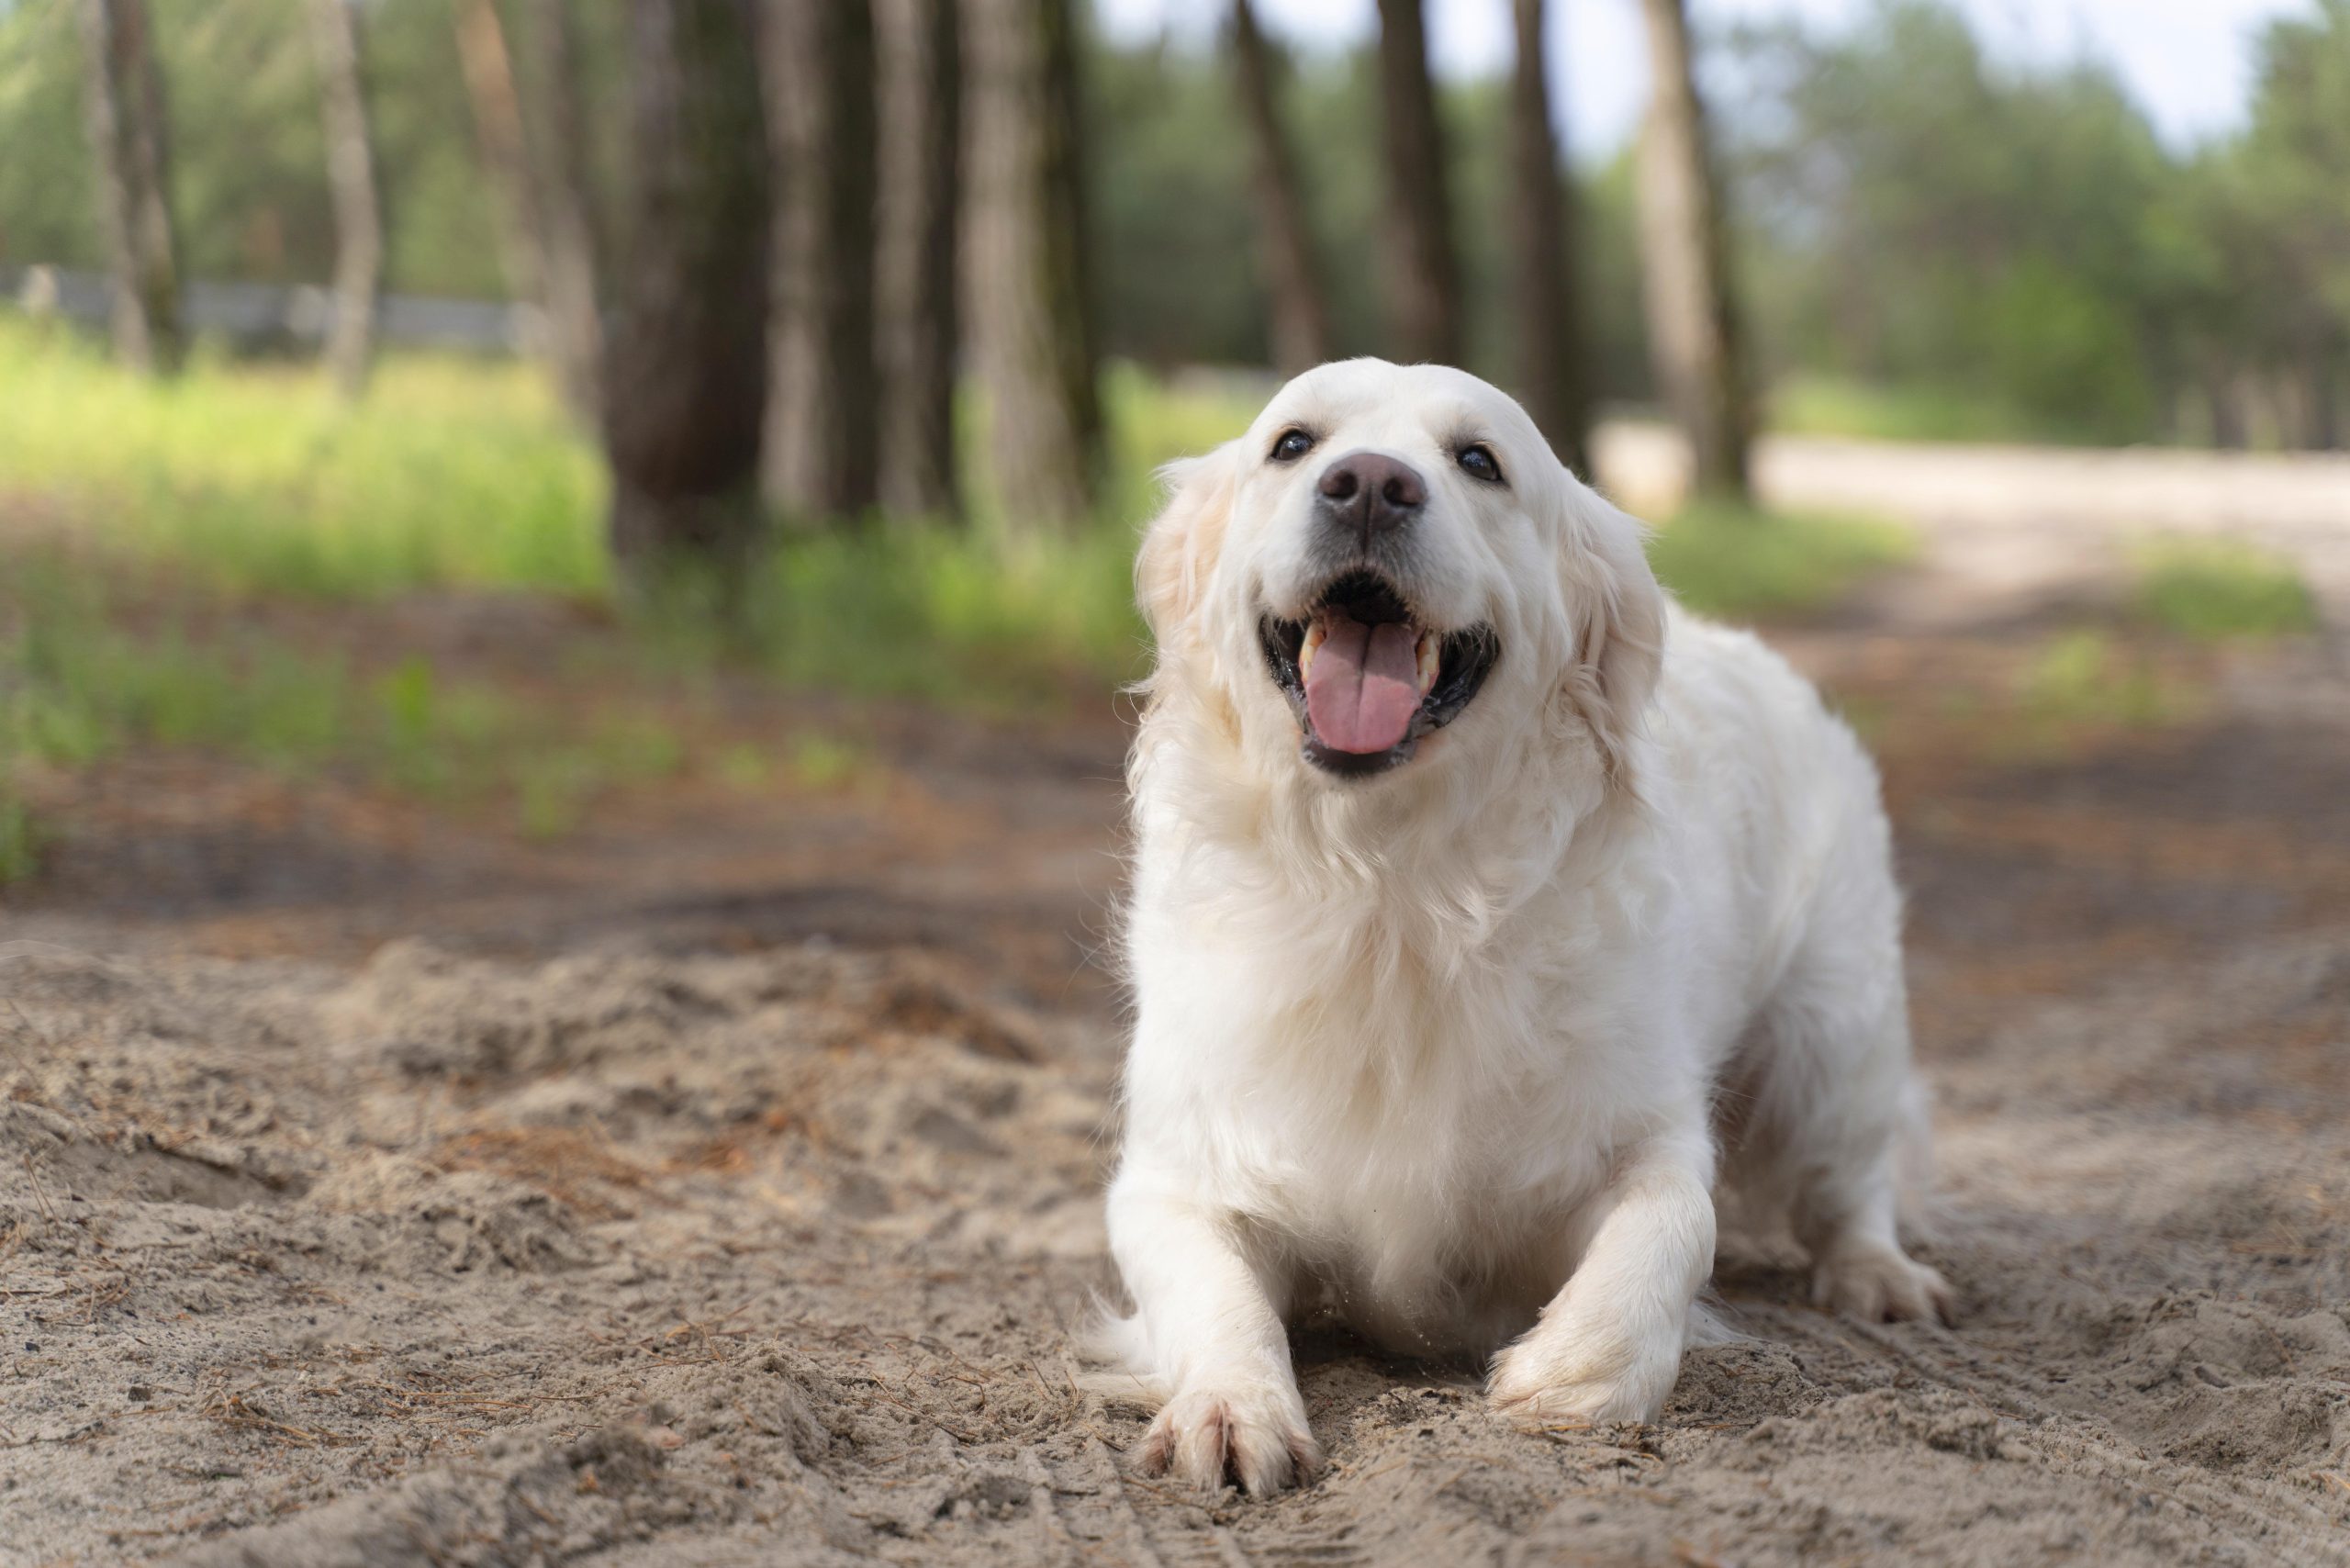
[1315,451,1426,543]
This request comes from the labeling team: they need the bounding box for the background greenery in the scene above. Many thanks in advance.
[0,0,2334,884]
[6,0,2346,448]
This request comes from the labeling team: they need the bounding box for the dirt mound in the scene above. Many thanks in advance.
[4,926,2346,1565]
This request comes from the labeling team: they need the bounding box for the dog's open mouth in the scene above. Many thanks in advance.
[1258,569,1500,778]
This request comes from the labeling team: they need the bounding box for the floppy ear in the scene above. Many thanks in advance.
[1135,441,1241,655]
[1556,486,1668,784]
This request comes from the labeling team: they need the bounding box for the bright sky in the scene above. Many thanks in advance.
[1094,0,2316,157]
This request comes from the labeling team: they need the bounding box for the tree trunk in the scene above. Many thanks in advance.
[1230,0,1329,376]
[517,0,604,424]
[1635,0,1752,505]
[875,0,961,518]
[1507,0,1590,474]
[763,0,880,522]
[2305,342,2343,451]
[1373,0,1460,366]
[306,0,382,399]
[453,1,552,369]
[602,0,770,585]
[966,0,1099,532]
[2206,359,2247,451]
[73,0,181,375]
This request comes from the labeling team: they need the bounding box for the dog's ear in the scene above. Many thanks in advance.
[1136,441,1240,653]
[1556,483,1667,783]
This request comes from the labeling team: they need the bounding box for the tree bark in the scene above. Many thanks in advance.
[1507,0,1591,475]
[602,0,770,585]
[1373,0,1460,366]
[966,0,1099,532]
[73,0,181,375]
[306,0,382,399]
[875,0,961,518]
[762,0,881,522]
[1635,0,1753,505]
[2305,342,2343,451]
[453,1,553,371]
[1230,0,1330,376]
[517,0,604,424]
[2206,358,2247,451]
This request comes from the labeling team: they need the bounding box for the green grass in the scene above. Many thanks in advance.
[0,317,607,599]
[1646,500,1917,620]
[2013,629,2188,741]
[1768,374,2048,446]
[2129,539,2319,640]
[0,321,1944,883]
[0,790,38,884]
[0,317,1262,707]
[0,320,1266,878]
[0,559,692,870]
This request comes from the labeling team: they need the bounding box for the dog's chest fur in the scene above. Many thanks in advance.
[1192,870,1664,1354]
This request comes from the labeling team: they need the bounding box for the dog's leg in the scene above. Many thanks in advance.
[1759,852,1954,1325]
[1487,1127,1715,1425]
[1790,1128,1952,1323]
[1104,1177,1320,1496]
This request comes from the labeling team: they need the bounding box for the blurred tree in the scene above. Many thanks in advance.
[601,0,769,584]
[1230,0,1330,375]
[1506,0,1590,473]
[765,0,880,523]
[1374,0,1460,364]
[452,0,546,329]
[968,0,1099,531]
[875,0,961,517]
[0,0,594,302]
[305,0,379,398]
[2232,0,2350,449]
[1729,2,2171,444]
[517,0,604,423]
[1636,0,1751,502]
[1087,33,1263,366]
[73,0,181,372]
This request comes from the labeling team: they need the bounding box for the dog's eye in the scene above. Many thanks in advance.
[1456,444,1504,484]
[1270,429,1315,464]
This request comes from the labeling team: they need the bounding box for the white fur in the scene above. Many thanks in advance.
[1103,361,1949,1495]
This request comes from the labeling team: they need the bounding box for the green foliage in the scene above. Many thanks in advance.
[0,0,91,272]
[1084,36,1654,400]
[2130,539,2319,640]
[1730,1,2178,444]
[7,0,2350,450]
[1645,502,1916,620]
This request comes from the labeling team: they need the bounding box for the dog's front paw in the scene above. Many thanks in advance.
[1487,1320,1683,1428]
[1133,1381,1321,1496]
[1812,1243,1953,1325]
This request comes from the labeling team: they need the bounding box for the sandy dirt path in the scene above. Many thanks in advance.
[4,551,2349,1563]
[1597,422,2350,631]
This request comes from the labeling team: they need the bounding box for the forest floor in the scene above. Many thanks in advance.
[4,474,2350,1565]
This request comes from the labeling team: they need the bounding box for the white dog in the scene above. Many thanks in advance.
[1100,360,1951,1495]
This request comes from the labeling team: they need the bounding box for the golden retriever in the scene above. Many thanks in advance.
[1099,360,1950,1495]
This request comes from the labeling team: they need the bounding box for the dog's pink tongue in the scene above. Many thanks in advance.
[1304,616,1421,755]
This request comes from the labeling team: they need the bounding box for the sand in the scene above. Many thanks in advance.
[2,909,2344,1567]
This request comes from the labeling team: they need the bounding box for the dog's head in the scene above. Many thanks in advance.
[1137,360,1665,796]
